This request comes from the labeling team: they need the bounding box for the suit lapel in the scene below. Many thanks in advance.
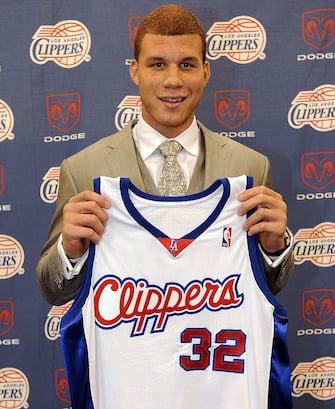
[198,122,231,188]
[103,122,146,191]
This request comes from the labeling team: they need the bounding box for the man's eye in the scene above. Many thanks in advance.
[181,62,194,69]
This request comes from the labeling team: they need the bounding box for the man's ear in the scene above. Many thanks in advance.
[129,59,139,86]
[204,61,211,86]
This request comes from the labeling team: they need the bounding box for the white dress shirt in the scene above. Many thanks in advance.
[132,115,200,188]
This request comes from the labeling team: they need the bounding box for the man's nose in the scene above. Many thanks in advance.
[163,66,183,87]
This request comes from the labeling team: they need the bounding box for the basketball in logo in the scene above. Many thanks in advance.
[225,17,266,63]
[311,223,335,265]
[206,16,266,63]
[0,368,29,408]
[309,358,335,400]
[309,85,335,131]
[52,21,91,67]
[30,20,91,68]
[0,99,14,143]
[0,235,24,279]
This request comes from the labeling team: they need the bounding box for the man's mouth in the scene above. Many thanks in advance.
[160,97,186,103]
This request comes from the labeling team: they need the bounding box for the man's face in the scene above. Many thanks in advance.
[130,34,210,138]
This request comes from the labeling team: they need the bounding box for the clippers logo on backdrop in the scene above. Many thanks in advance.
[55,368,71,404]
[215,90,250,129]
[45,301,73,341]
[298,9,335,62]
[0,99,15,143]
[0,368,29,408]
[0,300,14,337]
[46,92,80,133]
[30,20,91,68]
[206,16,266,63]
[288,84,335,132]
[0,235,25,279]
[115,95,141,130]
[294,222,335,267]
[291,357,335,401]
[40,167,60,204]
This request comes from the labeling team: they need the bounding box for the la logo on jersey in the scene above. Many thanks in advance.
[158,237,194,256]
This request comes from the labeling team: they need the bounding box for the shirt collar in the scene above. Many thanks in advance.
[133,115,200,160]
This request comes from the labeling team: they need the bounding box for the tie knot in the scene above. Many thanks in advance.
[159,140,183,159]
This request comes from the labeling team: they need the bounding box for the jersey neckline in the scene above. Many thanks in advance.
[119,177,231,256]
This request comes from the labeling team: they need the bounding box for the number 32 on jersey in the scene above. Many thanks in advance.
[180,328,246,372]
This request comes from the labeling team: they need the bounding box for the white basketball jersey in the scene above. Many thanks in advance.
[61,176,292,409]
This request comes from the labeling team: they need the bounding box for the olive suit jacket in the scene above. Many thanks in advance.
[36,120,294,305]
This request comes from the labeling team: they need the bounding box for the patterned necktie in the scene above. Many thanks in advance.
[157,140,187,196]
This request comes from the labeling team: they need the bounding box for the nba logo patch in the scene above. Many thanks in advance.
[222,227,232,247]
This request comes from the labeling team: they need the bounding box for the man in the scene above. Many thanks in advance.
[37,5,293,307]
[37,4,293,408]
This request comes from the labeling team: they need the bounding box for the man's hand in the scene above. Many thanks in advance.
[238,185,287,253]
[62,190,111,259]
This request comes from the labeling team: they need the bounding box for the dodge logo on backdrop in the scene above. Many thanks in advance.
[302,9,335,51]
[214,90,250,129]
[55,368,71,404]
[302,289,335,327]
[0,163,4,195]
[0,300,14,337]
[301,151,335,190]
[128,16,144,48]
[46,92,80,133]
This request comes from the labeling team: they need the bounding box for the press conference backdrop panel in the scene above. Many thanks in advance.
[1,0,334,407]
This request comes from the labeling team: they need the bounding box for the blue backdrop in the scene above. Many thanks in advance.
[1,0,335,407]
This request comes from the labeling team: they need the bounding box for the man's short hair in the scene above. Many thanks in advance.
[134,4,206,63]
